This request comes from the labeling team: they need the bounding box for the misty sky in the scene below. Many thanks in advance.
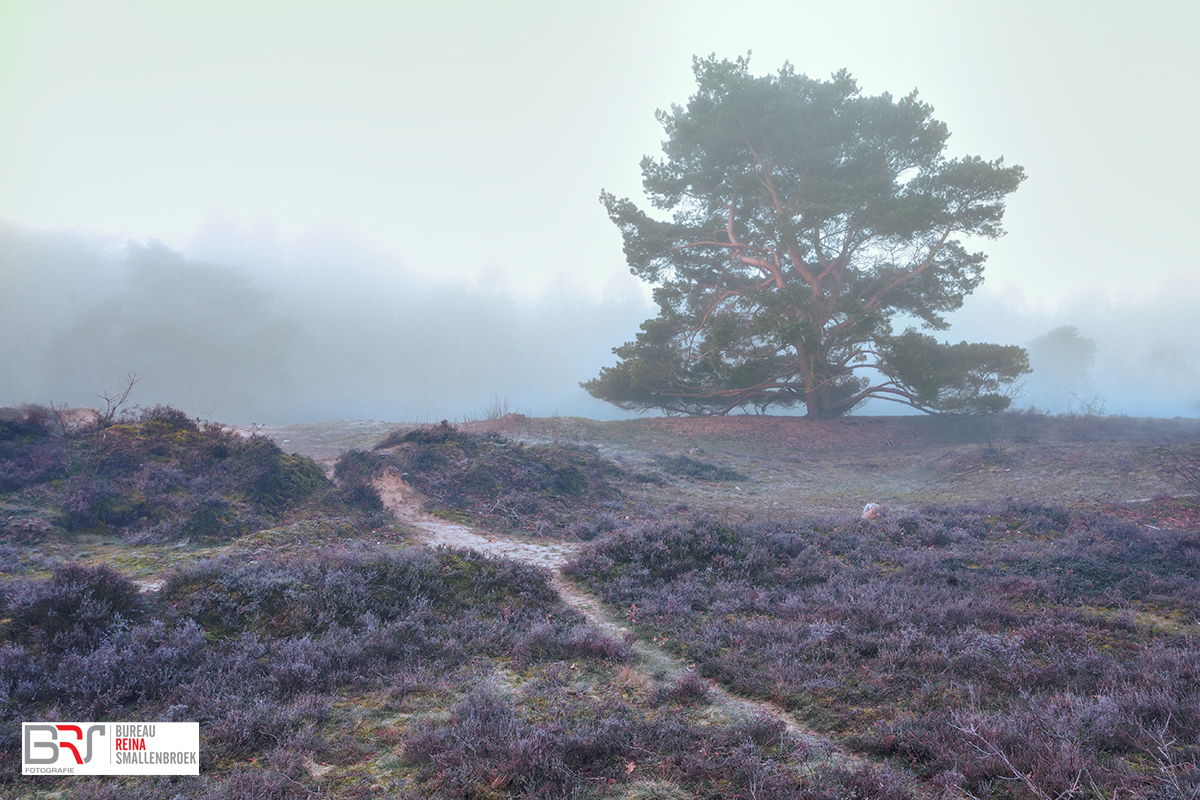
[2,1,1199,422]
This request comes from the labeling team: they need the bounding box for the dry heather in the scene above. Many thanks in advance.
[4,408,1198,799]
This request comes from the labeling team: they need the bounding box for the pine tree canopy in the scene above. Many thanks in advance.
[585,55,1029,418]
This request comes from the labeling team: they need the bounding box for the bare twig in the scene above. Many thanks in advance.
[97,373,140,427]
[1139,716,1200,800]
[951,720,1083,800]
[1158,444,1200,494]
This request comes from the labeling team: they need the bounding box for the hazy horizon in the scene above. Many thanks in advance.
[2,2,1197,422]
[3,219,1198,424]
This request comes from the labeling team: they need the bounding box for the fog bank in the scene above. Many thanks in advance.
[0,222,649,424]
[4,221,1198,424]
[939,282,1200,418]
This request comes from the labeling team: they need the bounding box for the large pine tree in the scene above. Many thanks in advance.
[585,55,1029,417]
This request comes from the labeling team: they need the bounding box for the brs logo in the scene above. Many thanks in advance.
[24,724,106,765]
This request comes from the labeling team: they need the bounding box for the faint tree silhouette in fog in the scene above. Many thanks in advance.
[1025,325,1099,413]
[47,242,298,420]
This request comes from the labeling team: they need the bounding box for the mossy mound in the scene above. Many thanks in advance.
[0,404,339,543]
[374,421,625,534]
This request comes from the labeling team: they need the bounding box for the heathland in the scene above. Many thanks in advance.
[2,405,1198,799]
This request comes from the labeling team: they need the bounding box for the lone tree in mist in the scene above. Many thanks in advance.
[584,55,1029,418]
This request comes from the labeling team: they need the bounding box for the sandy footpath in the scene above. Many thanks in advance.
[372,468,843,751]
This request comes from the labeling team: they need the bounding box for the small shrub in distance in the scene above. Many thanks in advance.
[330,449,385,512]
[653,452,746,482]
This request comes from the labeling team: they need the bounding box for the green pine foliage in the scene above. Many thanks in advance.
[586,55,1029,417]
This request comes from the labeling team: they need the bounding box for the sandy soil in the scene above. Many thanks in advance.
[373,468,579,569]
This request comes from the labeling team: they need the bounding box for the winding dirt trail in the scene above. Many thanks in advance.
[373,468,580,568]
[372,468,836,750]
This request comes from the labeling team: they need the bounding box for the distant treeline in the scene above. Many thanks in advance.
[0,221,650,424]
